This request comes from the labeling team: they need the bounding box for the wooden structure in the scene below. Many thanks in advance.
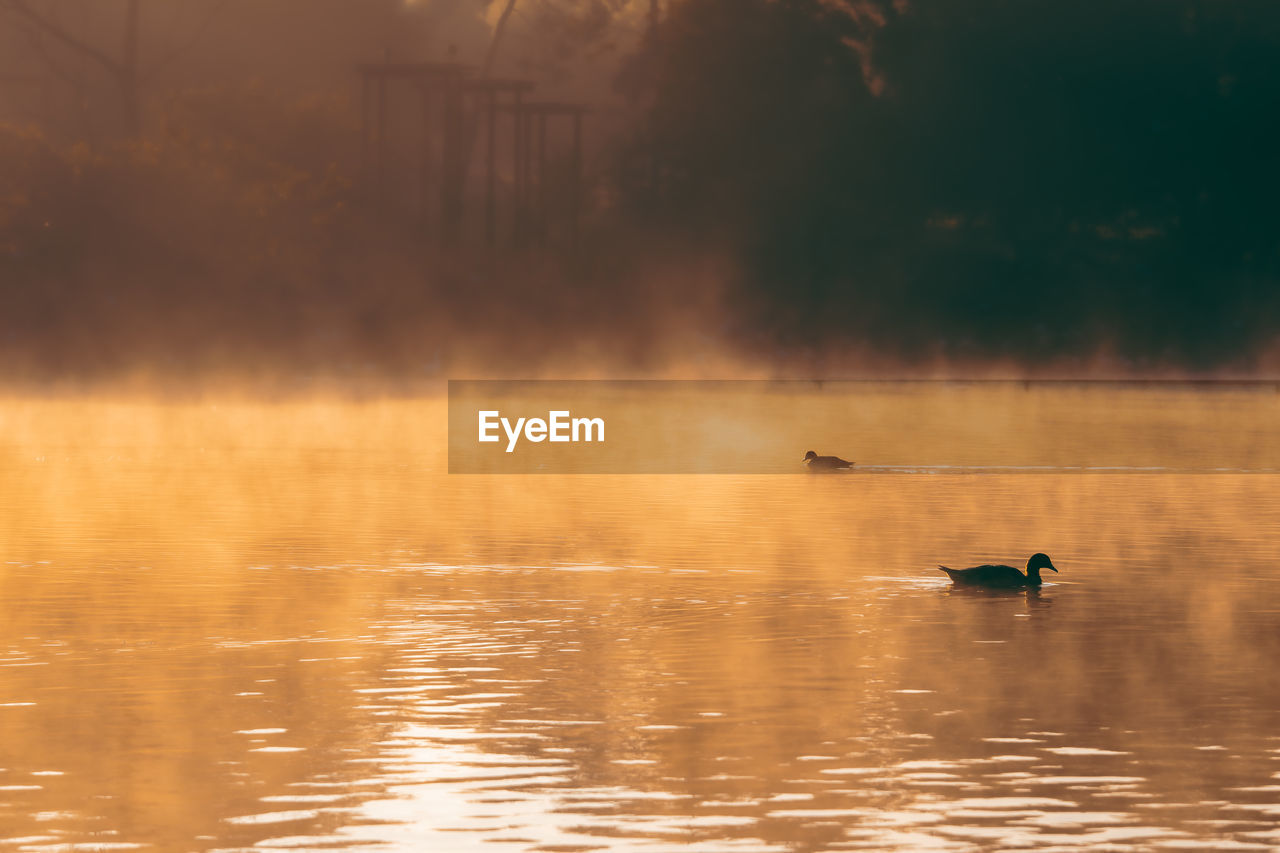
[358,61,586,249]
[507,101,588,248]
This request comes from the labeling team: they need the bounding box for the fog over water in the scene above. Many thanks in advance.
[2,390,1280,850]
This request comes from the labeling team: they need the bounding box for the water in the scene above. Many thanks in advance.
[2,393,1280,851]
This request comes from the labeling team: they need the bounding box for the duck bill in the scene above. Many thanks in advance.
[1047,565,1058,573]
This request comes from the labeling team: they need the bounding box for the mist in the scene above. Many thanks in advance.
[2,0,1279,388]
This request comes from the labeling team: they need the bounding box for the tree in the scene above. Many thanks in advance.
[631,0,1280,366]
[0,0,232,136]
[483,0,518,78]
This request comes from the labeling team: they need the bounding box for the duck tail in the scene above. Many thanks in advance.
[937,566,956,577]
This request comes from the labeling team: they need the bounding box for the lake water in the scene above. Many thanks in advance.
[2,391,1280,851]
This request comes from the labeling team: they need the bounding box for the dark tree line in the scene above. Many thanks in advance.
[633,0,1280,366]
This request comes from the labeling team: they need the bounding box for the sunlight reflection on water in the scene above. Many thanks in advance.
[1,394,1280,851]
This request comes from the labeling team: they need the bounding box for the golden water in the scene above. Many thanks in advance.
[2,393,1279,851]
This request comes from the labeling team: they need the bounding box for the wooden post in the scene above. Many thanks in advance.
[523,107,535,246]
[375,74,387,201]
[420,87,433,234]
[485,90,497,248]
[438,71,472,248]
[360,73,370,183]
[571,110,583,250]
[513,95,525,246]
[536,110,548,246]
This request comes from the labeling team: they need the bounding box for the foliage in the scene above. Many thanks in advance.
[635,0,1280,366]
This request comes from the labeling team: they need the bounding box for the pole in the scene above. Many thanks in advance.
[486,90,497,248]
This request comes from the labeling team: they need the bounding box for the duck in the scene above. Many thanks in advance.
[938,553,1058,588]
[804,450,853,470]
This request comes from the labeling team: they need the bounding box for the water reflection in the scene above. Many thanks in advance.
[1,396,1280,851]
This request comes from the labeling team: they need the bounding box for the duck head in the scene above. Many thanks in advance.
[1026,552,1057,576]
[804,450,818,461]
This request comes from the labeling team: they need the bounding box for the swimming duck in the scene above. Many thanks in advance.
[804,450,853,470]
[938,553,1058,588]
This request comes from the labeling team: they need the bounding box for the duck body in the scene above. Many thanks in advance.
[938,553,1058,588]
[804,450,853,470]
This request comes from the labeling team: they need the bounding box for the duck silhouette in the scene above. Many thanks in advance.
[804,450,853,470]
[938,553,1058,588]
